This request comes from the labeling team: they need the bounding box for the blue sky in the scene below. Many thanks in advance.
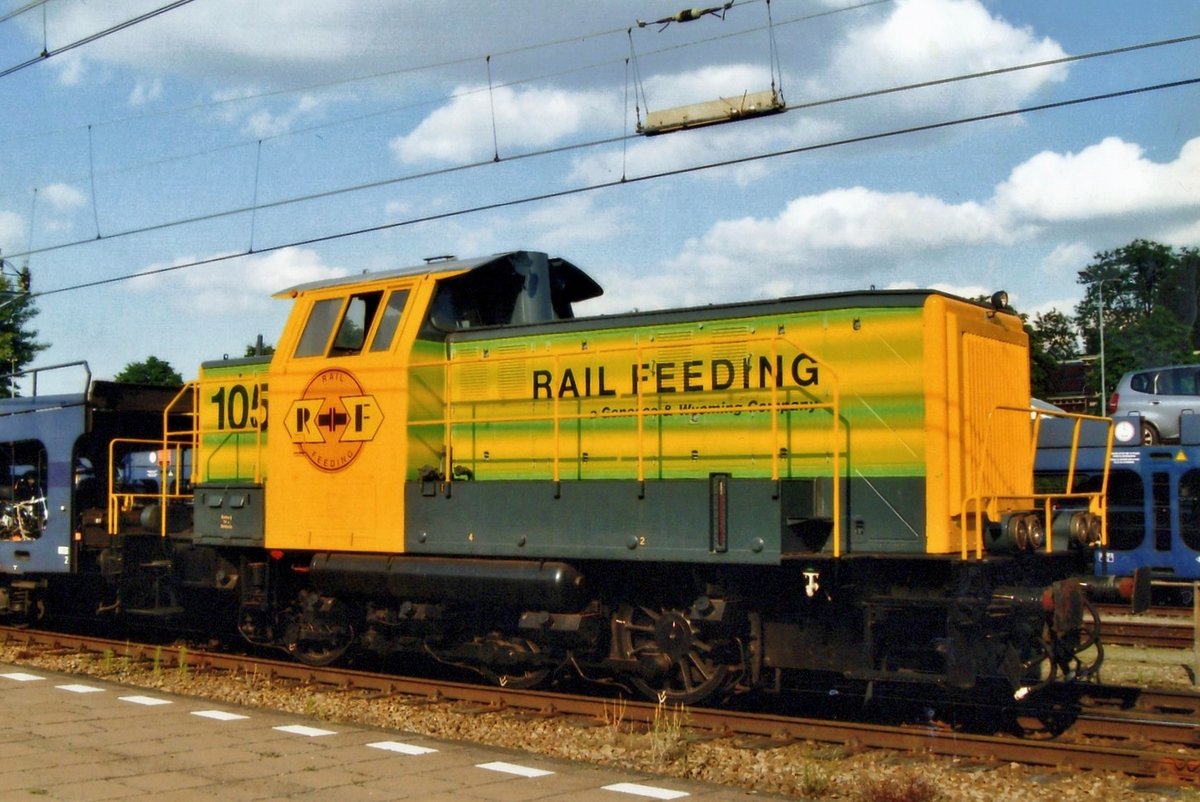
[0,0,1197,392]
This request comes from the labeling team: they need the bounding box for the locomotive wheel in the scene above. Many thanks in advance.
[286,595,354,667]
[614,603,738,705]
[476,635,551,689]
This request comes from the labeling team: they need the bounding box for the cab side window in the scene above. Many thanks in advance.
[295,298,342,358]
[369,290,410,353]
[295,292,390,358]
[330,292,382,356]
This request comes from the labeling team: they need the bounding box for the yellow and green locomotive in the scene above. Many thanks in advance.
[0,251,1116,705]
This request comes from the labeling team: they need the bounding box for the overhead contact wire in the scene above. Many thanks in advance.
[9,29,1198,264]
[0,0,199,79]
[28,76,1200,299]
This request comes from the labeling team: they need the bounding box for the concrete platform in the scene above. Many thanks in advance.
[0,662,785,801]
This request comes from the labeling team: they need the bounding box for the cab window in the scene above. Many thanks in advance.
[330,292,383,356]
[369,290,410,353]
[295,298,342,357]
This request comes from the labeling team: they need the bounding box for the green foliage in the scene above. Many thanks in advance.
[0,265,47,398]
[1021,239,1199,410]
[1026,309,1081,401]
[114,355,183,386]
[857,769,938,802]
[1074,239,1199,403]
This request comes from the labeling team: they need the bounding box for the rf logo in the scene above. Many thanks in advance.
[284,368,383,472]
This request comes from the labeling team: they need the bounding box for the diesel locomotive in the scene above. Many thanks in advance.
[0,251,1123,705]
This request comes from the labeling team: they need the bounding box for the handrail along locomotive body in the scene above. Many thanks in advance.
[0,251,1117,705]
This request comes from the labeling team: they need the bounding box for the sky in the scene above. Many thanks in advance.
[0,0,1197,393]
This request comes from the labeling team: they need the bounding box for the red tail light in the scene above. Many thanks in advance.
[1107,391,1118,414]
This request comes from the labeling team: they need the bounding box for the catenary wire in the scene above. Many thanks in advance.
[27,75,1199,299]
[0,0,199,79]
[0,0,879,157]
[7,31,1197,263]
[0,0,48,26]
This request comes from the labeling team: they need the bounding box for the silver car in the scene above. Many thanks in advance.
[1109,364,1200,444]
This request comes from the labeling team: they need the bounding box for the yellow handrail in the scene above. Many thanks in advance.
[411,327,845,554]
[962,404,1112,559]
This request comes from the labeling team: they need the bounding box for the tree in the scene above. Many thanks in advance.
[114,356,183,386]
[243,340,275,357]
[0,262,47,398]
[1027,309,1079,401]
[1076,240,1199,405]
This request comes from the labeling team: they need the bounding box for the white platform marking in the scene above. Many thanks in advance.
[57,684,104,694]
[274,724,336,737]
[367,741,438,755]
[602,783,690,799]
[0,672,44,682]
[192,709,249,721]
[119,695,172,706]
[476,761,554,778]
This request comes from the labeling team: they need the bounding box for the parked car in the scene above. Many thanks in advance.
[1108,363,1200,444]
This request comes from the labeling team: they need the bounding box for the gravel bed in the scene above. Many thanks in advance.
[2,643,1198,802]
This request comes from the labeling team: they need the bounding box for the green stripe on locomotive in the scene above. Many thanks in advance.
[195,357,271,483]
[442,305,926,483]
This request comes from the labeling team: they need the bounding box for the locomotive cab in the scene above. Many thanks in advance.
[243,251,601,554]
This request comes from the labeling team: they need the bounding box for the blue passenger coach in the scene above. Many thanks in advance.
[1036,411,1200,604]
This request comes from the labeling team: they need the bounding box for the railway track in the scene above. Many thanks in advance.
[2,626,1199,787]
[1097,604,1195,649]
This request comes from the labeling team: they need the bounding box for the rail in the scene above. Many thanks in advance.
[408,329,847,554]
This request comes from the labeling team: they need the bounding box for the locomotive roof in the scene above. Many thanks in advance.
[274,250,601,303]
[273,249,1008,330]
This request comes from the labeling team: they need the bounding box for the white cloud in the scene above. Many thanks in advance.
[242,94,326,138]
[52,52,86,86]
[995,137,1200,223]
[620,186,1004,307]
[0,212,24,253]
[812,0,1068,115]
[522,195,628,249]
[1040,242,1094,276]
[132,247,346,312]
[128,78,163,106]
[886,278,993,299]
[568,106,839,188]
[390,84,620,164]
[384,200,412,218]
[32,1,400,80]
[696,186,1005,257]
[639,64,778,112]
[630,134,1200,311]
[41,183,87,212]
[1023,297,1084,320]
